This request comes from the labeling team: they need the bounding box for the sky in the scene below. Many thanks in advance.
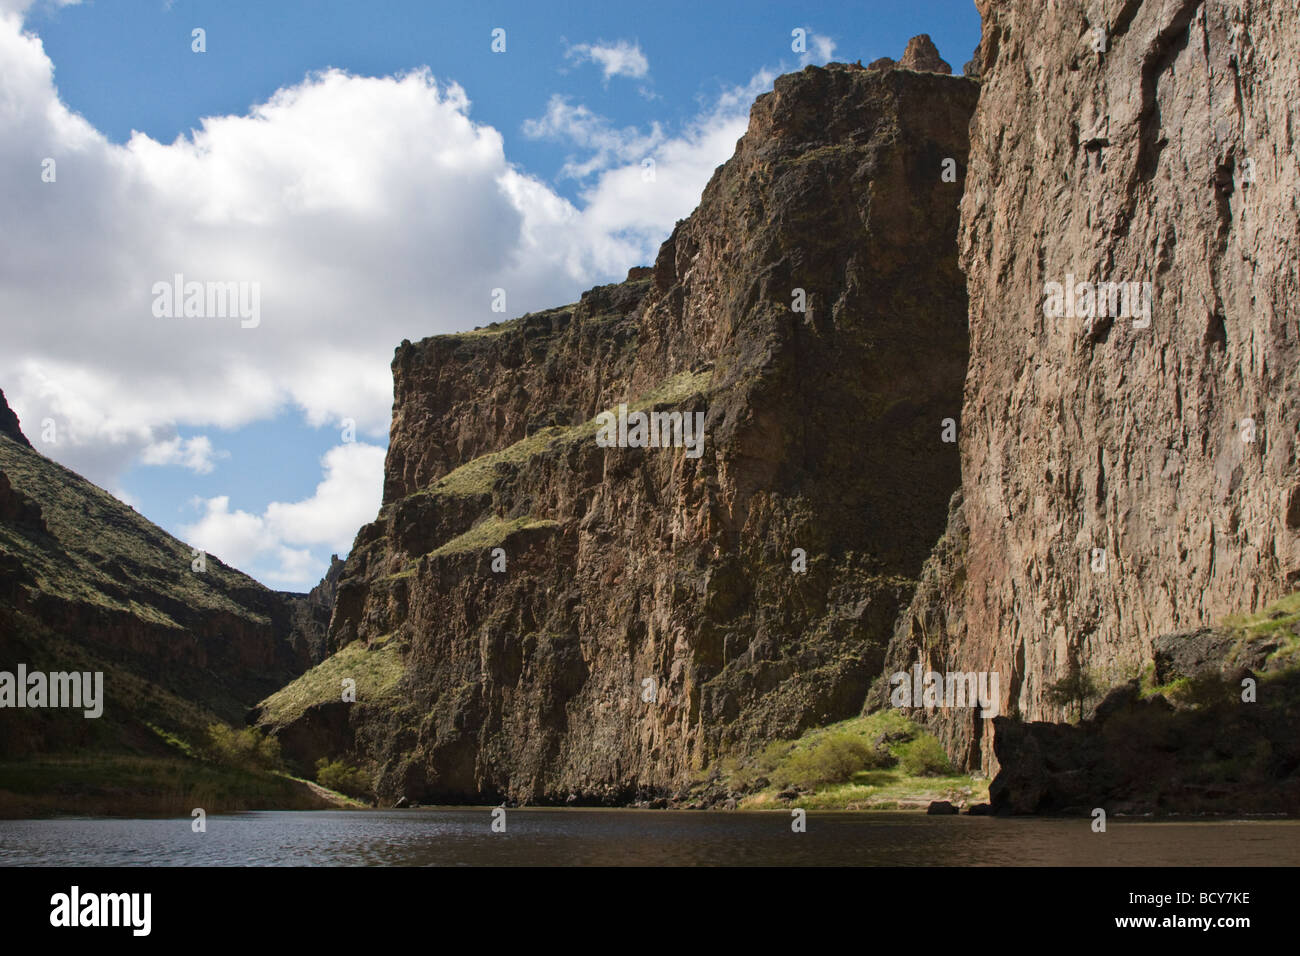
[0,0,981,591]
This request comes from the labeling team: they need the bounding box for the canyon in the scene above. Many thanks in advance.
[4,1,1298,817]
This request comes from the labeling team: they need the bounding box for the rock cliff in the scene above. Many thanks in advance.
[257,5,1300,810]
[879,0,1300,775]
[258,58,980,803]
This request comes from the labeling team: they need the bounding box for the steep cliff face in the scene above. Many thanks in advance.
[260,59,980,803]
[880,0,1300,772]
[0,394,327,757]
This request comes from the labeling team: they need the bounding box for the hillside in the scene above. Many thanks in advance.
[0,390,343,812]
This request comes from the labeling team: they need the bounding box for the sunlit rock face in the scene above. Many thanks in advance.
[880,0,1300,774]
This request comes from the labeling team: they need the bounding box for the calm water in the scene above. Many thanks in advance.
[3,810,1298,866]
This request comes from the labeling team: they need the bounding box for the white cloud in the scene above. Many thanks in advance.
[0,12,766,493]
[265,443,386,549]
[523,96,665,180]
[182,496,273,572]
[566,39,649,81]
[797,30,837,67]
[139,435,224,474]
[0,8,780,586]
[180,442,385,587]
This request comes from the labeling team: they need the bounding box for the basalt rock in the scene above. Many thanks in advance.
[880,0,1300,775]
[259,59,980,803]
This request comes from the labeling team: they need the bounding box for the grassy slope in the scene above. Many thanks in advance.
[0,608,355,817]
[1223,590,1300,671]
[257,635,407,729]
[0,756,361,818]
[0,434,275,626]
[1137,590,1300,700]
[421,367,712,500]
[0,433,344,816]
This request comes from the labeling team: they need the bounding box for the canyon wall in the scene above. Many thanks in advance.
[880,0,1300,772]
[260,58,980,803]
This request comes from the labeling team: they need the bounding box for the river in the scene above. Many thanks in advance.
[3,810,1298,866]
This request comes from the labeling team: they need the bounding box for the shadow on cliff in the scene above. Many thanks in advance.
[989,671,1300,816]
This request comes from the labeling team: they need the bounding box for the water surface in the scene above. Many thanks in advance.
[3,810,1296,866]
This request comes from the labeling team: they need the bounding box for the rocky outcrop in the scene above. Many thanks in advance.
[0,389,31,449]
[987,599,1300,815]
[881,0,1300,774]
[898,35,951,74]
[262,55,980,803]
[282,555,345,665]
[1153,626,1279,685]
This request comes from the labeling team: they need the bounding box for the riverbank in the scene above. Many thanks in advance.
[0,755,363,818]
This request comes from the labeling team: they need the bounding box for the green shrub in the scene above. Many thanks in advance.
[898,735,952,777]
[205,723,282,771]
[781,734,884,788]
[315,758,371,798]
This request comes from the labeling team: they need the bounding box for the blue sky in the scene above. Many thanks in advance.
[3,0,980,589]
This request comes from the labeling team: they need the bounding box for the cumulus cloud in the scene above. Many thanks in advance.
[264,443,388,550]
[1,13,759,481]
[0,8,775,586]
[139,435,224,474]
[181,443,385,587]
[796,29,837,67]
[565,39,649,81]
